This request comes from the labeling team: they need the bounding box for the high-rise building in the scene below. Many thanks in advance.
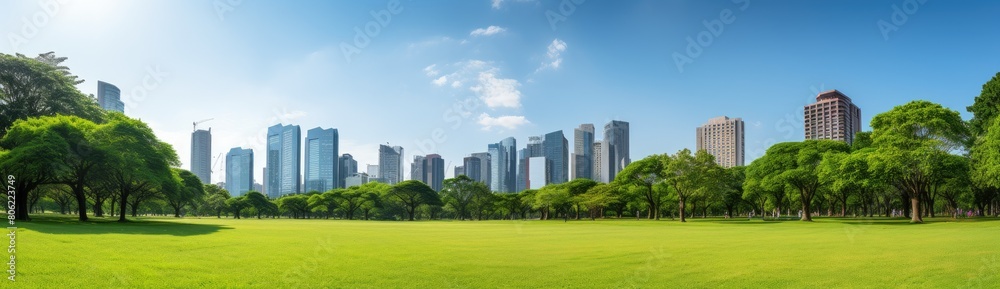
[367,165,380,178]
[424,154,444,192]
[594,140,615,183]
[527,136,543,158]
[489,137,517,193]
[604,120,630,180]
[463,156,482,182]
[528,156,546,189]
[471,152,491,186]
[304,127,339,193]
[262,167,267,196]
[225,147,254,197]
[379,145,404,185]
[345,173,370,187]
[696,116,745,168]
[191,129,212,184]
[339,154,358,188]
[252,182,263,193]
[543,130,569,184]
[266,124,301,198]
[516,148,529,192]
[411,155,426,182]
[573,124,595,180]
[805,90,862,144]
[97,81,125,113]
[454,166,464,178]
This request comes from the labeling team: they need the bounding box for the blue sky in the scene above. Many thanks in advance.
[3,0,999,184]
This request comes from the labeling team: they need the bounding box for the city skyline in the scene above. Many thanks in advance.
[4,1,996,185]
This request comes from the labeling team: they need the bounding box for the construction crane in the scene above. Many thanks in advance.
[211,153,224,174]
[193,118,214,131]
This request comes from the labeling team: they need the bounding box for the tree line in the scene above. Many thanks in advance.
[2,52,999,222]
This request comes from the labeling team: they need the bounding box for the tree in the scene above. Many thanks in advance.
[244,191,272,219]
[967,72,1000,137]
[96,113,179,222]
[226,196,250,219]
[163,168,205,217]
[386,180,442,221]
[663,149,721,222]
[533,184,571,220]
[970,117,1000,215]
[747,140,850,221]
[720,166,746,218]
[202,184,231,218]
[358,182,389,220]
[613,155,666,220]
[0,115,105,221]
[440,175,488,220]
[579,183,618,220]
[0,53,103,137]
[278,195,310,219]
[563,178,598,220]
[869,100,969,223]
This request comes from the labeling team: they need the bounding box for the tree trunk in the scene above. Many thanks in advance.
[73,184,89,221]
[678,195,687,222]
[910,196,922,223]
[117,190,129,222]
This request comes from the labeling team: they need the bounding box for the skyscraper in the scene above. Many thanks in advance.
[528,156,546,189]
[471,152,491,186]
[696,116,745,168]
[379,145,404,185]
[339,154,358,188]
[367,164,380,178]
[543,130,569,184]
[516,148,529,192]
[97,81,125,113]
[225,147,254,197]
[304,127,339,193]
[463,156,482,182]
[424,154,444,192]
[266,124,301,198]
[805,90,862,144]
[191,129,212,184]
[573,124,595,180]
[411,155,426,182]
[489,137,517,193]
[604,120,630,181]
[594,140,614,183]
[454,166,464,178]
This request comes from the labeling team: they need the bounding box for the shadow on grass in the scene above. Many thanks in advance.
[18,214,231,236]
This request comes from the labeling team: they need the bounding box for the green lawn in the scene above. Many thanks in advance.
[12,215,1000,288]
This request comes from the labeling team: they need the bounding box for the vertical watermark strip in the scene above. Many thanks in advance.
[5,175,16,282]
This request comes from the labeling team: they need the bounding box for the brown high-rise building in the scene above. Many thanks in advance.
[804,90,862,144]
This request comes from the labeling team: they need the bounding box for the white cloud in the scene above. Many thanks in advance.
[470,26,507,37]
[471,71,522,108]
[432,75,448,86]
[538,38,568,71]
[451,81,463,88]
[491,0,503,9]
[477,113,529,130]
[423,64,439,77]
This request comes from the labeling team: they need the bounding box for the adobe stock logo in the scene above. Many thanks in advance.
[672,0,750,73]
[340,0,404,64]
[876,0,928,41]
[7,0,68,51]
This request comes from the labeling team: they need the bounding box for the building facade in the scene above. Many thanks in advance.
[97,81,125,113]
[573,124,595,180]
[804,90,862,145]
[696,116,745,168]
[191,129,212,184]
[471,152,491,186]
[339,154,358,188]
[378,145,404,185]
[604,120,630,181]
[489,137,517,193]
[225,147,254,197]
[304,127,339,193]
[266,124,301,198]
[543,130,569,185]
[528,156,547,189]
[463,156,482,183]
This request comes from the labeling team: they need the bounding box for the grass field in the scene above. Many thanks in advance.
[12,215,1000,288]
